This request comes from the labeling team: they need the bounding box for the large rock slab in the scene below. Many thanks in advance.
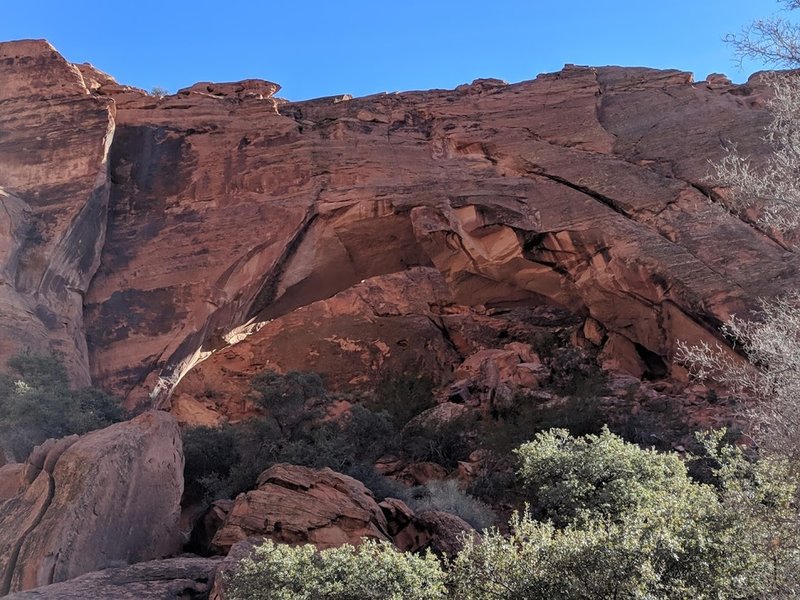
[211,464,390,553]
[0,40,114,386]
[0,412,184,595]
[81,58,795,410]
[2,40,795,412]
[3,557,219,600]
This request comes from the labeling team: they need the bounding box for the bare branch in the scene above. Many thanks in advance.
[711,73,800,233]
[678,294,800,457]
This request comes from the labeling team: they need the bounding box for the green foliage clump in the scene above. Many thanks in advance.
[370,373,436,427]
[0,353,124,460]
[451,509,742,600]
[251,369,326,434]
[226,539,448,600]
[697,430,800,596]
[183,371,408,502]
[515,426,709,526]
[483,427,800,599]
[401,414,474,469]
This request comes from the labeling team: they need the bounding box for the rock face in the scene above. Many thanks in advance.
[3,557,219,600]
[0,40,114,387]
[0,412,184,595]
[91,60,795,411]
[211,464,390,553]
[393,510,474,557]
[0,40,795,418]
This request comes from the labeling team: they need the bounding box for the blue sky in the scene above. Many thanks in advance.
[0,1,781,101]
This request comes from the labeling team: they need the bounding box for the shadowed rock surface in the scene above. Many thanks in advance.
[3,557,219,600]
[0,412,184,594]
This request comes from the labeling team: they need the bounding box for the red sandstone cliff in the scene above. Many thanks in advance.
[0,39,793,416]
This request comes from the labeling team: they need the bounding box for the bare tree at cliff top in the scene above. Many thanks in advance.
[679,1,800,457]
[714,0,800,232]
[713,73,800,232]
[726,0,800,68]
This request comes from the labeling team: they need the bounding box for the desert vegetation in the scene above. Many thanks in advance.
[223,427,800,599]
[0,353,124,460]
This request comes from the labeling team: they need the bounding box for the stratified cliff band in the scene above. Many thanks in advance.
[0,39,793,419]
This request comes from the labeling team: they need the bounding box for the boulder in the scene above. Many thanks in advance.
[393,510,475,557]
[0,412,184,594]
[211,464,390,553]
[452,343,545,406]
[379,498,416,537]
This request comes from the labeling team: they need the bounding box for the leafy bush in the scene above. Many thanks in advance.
[182,424,241,501]
[341,463,411,502]
[370,373,436,427]
[226,539,448,600]
[451,428,796,599]
[546,346,607,398]
[483,393,603,457]
[0,353,124,459]
[515,427,711,526]
[401,415,474,469]
[251,369,326,434]
[183,372,408,502]
[697,429,800,596]
[450,509,739,600]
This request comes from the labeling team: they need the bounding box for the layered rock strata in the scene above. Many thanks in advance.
[211,464,391,553]
[0,40,793,416]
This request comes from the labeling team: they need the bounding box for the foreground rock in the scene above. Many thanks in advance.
[211,464,390,552]
[0,412,184,595]
[4,557,219,600]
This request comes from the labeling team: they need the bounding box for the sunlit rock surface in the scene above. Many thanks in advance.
[0,412,183,594]
[0,39,792,419]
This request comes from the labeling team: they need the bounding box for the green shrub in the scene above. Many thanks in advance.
[182,424,240,501]
[451,509,743,600]
[183,375,406,502]
[696,430,800,596]
[371,373,436,427]
[0,353,124,459]
[546,346,607,398]
[342,463,411,502]
[251,369,326,434]
[483,393,603,457]
[515,427,709,526]
[402,414,474,469]
[226,539,448,600]
[450,429,788,599]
